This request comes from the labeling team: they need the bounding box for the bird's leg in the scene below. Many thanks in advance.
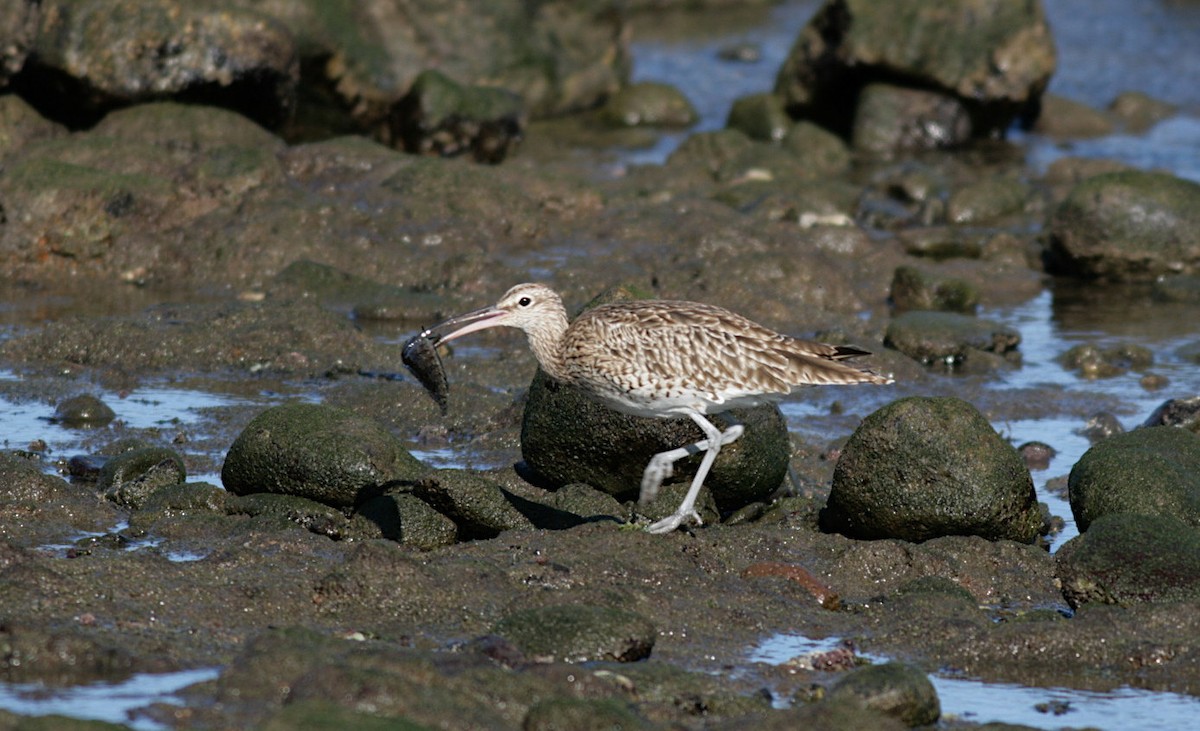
[645,412,744,534]
[638,419,742,504]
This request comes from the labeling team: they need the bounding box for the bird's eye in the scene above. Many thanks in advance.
[518,297,532,307]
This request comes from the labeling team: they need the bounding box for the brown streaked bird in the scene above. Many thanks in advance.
[428,283,893,534]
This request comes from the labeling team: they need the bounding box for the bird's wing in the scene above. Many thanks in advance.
[563,301,798,401]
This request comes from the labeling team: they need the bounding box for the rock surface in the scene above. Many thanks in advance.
[775,0,1056,141]
[222,402,427,507]
[1067,426,1200,531]
[824,396,1042,543]
[1048,170,1200,280]
[1057,513,1200,607]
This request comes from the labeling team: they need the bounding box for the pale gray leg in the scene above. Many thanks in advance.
[644,412,744,534]
[639,419,742,504]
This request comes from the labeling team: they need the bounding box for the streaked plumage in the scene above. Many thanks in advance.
[428,283,892,533]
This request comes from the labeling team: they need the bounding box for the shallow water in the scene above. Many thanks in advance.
[0,371,264,485]
[751,632,1200,730]
[0,667,220,730]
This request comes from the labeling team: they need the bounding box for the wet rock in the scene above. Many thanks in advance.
[272,1,627,130]
[126,481,231,537]
[94,101,286,155]
[16,0,299,129]
[0,451,119,545]
[889,265,979,314]
[408,470,532,540]
[712,701,908,731]
[491,604,656,662]
[377,154,577,243]
[1056,513,1200,607]
[542,483,625,524]
[775,0,1054,139]
[66,454,107,481]
[0,620,139,686]
[1067,426,1200,531]
[524,697,652,731]
[666,127,756,176]
[884,311,1020,370]
[272,259,412,307]
[1060,342,1153,379]
[726,92,790,142]
[1032,94,1115,139]
[826,662,940,727]
[1041,156,1137,190]
[1151,273,1200,303]
[946,176,1030,224]
[0,94,66,158]
[1,298,392,375]
[1079,411,1124,442]
[389,69,525,164]
[222,402,427,508]
[1018,441,1056,471]
[1142,396,1200,432]
[0,0,38,87]
[218,629,514,729]
[259,701,430,731]
[353,492,458,549]
[897,227,983,259]
[0,133,178,268]
[99,446,187,509]
[599,81,697,128]
[1048,171,1200,280]
[824,396,1041,543]
[229,492,352,539]
[851,83,971,153]
[780,120,851,175]
[1108,91,1177,133]
[51,394,116,427]
[522,369,790,515]
[0,102,291,282]
[140,481,229,514]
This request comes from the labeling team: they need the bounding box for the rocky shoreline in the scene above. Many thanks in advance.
[1,1,1200,728]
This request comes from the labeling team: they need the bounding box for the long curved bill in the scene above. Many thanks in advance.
[427,306,510,344]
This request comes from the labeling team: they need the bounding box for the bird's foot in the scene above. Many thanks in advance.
[638,456,674,504]
[645,509,702,535]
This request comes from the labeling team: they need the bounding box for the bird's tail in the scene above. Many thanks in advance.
[786,344,895,386]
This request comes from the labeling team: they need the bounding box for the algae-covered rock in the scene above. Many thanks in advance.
[389,69,525,163]
[600,81,697,128]
[1067,426,1200,531]
[492,604,656,663]
[522,369,789,514]
[52,394,116,428]
[884,311,1019,370]
[23,0,299,128]
[1056,512,1200,607]
[409,470,533,539]
[889,266,979,314]
[824,396,1041,543]
[222,402,427,508]
[1049,171,1200,280]
[99,446,187,509]
[775,0,1055,138]
[826,662,940,727]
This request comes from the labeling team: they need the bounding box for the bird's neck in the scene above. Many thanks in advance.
[524,307,571,381]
